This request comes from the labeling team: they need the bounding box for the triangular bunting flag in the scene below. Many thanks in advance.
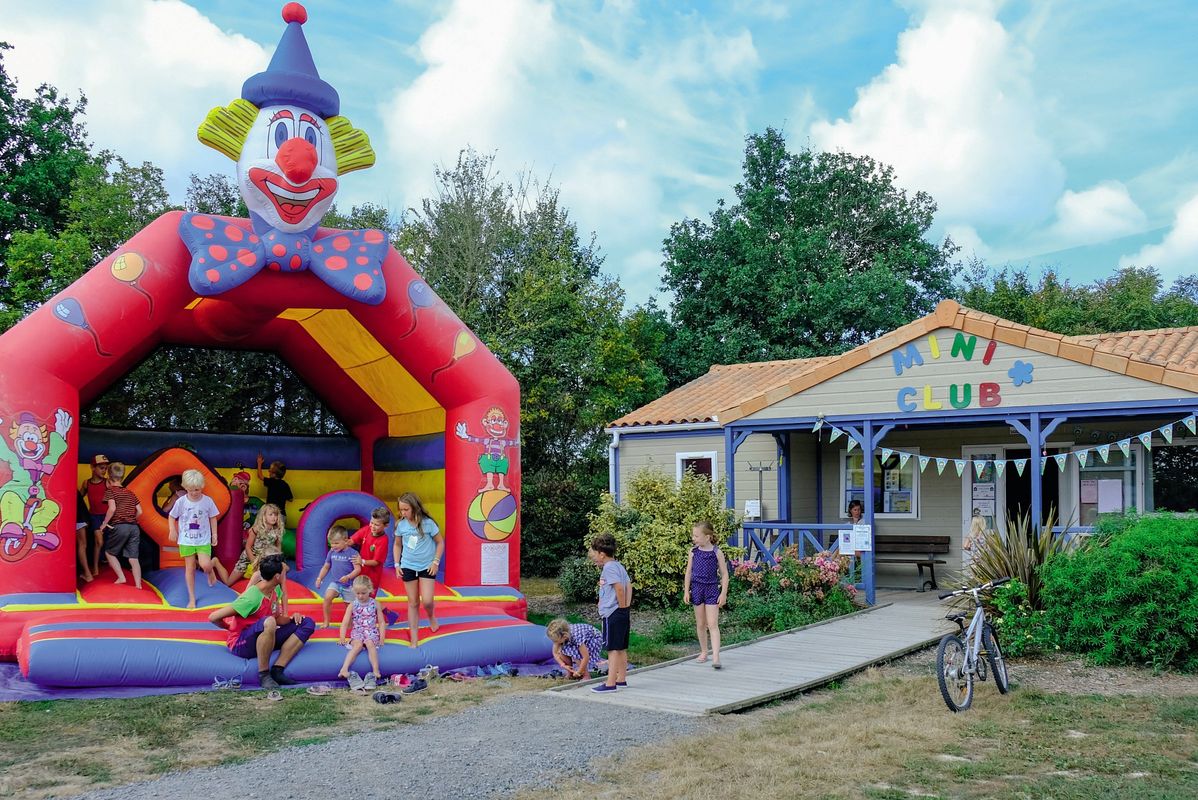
[974,460,987,479]
[936,457,948,475]
[881,448,893,462]
[1138,431,1153,451]
[1075,449,1089,466]
[899,452,911,469]
[954,459,966,477]
[1014,458,1027,476]
[1053,453,1068,471]
[1097,444,1110,462]
[1159,424,1173,444]
[1040,456,1047,475]
[1183,415,1196,435]
[829,427,843,443]
[1118,438,1131,458]
[846,437,858,451]
[994,461,1006,478]
[918,455,930,472]
[812,419,824,433]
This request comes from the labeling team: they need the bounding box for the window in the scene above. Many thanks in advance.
[1148,441,1198,512]
[840,449,920,519]
[676,451,717,484]
[1077,447,1136,526]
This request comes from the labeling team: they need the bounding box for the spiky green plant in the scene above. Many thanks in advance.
[964,509,1077,609]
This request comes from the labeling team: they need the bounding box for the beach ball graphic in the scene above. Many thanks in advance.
[467,490,517,541]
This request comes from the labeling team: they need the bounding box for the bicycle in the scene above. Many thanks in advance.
[935,577,1010,712]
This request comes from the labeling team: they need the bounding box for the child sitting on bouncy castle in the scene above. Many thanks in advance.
[208,554,314,690]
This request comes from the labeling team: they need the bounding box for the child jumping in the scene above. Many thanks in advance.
[392,493,444,647]
[316,525,361,627]
[546,618,605,679]
[227,503,285,586]
[589,533,631,693]
[338,575,386,689]
[168,469,221,608]
[98,462,143,589]
[684,521,729,669]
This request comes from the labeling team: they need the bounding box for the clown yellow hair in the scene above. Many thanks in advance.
[197,99,375,175]
[197,99,259,161]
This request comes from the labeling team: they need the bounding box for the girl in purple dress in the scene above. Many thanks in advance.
[337,576,386,687]
[684,521,729,669]
[546,618,606,679]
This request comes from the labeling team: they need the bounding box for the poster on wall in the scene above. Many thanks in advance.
[973,499,996,518]
[480,542,509,585]
[1097,480,1123,513]
[886,491,912,513]
[972,483,995,500]
[1080,480,1098,504]
[852,524,873,552]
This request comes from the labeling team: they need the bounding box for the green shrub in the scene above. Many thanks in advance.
[587,468,739,606]
[725,546,857,633]
[991,578,1056,657]
[557,556,599,603]
[1040,513,1198,671]
[654,607,697,644]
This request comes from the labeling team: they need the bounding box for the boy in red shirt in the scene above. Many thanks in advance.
[350,506,391,594]
[80,454,109,576]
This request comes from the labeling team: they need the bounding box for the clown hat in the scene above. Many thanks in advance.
[242,3,339,117]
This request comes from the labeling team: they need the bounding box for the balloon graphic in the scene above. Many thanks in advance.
[397,280,436,338]
[53,297,111,356]
[430,330,476,382]
[111,252,154,315]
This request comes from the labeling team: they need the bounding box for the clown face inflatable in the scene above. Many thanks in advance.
[238,104,340,233]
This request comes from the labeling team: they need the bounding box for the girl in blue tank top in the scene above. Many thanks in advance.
[684,521,729,669]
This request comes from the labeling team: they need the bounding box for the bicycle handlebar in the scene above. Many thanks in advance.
[937,577,1011,600]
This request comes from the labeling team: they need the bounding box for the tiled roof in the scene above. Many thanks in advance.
[608,356,836,427]
[610,300,1198,429]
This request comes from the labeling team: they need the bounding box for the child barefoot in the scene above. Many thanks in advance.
[684,521,729,669]
[97,462,143,589]
[338,576,386,688]
[168,469,221,608]
[392,493,444,646]
[227,503,285,586]
[316,526,360,627]
[546,618,605,679]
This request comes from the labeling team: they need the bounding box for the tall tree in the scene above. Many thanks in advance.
[0,42,91,313]
[658,128,957,386]
[400,148,664,573]
[959,263,1198,335]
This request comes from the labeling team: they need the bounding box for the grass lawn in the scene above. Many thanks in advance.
[516,665,1198,800]
[0,676,545,800]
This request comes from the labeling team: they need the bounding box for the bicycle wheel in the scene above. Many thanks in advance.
[936,633,973,712]
[982,623,1009,694]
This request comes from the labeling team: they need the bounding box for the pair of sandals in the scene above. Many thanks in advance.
[211,676,243,690]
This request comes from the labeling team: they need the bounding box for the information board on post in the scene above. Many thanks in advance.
[852,523,873,552]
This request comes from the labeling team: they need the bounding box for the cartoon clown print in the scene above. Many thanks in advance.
[455,406,520,492]
[0,409,72,560]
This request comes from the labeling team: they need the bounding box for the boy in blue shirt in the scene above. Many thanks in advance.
[315,525,360,628]
[588,533,631,692]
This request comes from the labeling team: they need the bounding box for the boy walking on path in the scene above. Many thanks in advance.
[589,533,631,692]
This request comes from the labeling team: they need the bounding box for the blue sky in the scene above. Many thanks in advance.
[4,0,1197,306]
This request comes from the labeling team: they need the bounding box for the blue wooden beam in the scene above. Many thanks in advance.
[862,419,876,606]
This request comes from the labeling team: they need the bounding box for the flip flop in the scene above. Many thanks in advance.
[306,684,333,696]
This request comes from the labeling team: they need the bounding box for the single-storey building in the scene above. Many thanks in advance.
[607,300,1198,603]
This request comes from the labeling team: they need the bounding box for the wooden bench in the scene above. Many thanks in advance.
[873,535,951,591]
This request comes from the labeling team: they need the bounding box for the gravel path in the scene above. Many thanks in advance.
[76,692,706,800]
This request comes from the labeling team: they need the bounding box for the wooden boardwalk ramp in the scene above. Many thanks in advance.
[550,591,953,715]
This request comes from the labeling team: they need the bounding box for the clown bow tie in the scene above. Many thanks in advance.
[179,213,388,305]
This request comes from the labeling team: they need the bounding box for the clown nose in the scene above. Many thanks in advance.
[275,138,318,184]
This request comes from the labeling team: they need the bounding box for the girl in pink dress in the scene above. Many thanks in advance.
[337,575,386,688]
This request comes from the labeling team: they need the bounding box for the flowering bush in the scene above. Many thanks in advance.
[726,546,858,632]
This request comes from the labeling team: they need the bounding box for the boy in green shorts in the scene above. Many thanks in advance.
[169,468,222,608]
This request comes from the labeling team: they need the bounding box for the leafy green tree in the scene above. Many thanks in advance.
[185,173,246,217]
[959,263,1198,335]
[400,148,665,574]
[658,128,957,387]
[0,42,91,314]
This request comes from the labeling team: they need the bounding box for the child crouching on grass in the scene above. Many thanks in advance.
[546,619,605,679]
[338,575,386,689]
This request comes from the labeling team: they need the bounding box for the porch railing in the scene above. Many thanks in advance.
[735,521,852,565]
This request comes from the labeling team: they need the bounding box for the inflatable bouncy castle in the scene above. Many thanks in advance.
[0,4,550,686]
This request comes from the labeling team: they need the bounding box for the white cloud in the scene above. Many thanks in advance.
[1119,192,1198,278]
[809,1,1064,229]
[945,223,990,260]
[3,0,267,192]
[379,0,761,305]
[1048,181,1147,246]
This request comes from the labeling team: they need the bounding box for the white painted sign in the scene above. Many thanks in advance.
[852,524,873,552]
[838,530,855,556]
[480,543,509,585]
[743,499,761,520]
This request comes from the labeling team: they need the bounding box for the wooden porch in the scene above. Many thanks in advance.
[550,590,953,715]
